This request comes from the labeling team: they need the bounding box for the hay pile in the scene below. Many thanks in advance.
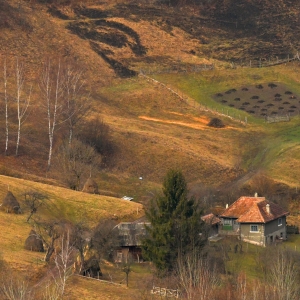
[82,178,99,194]
[24,230,44,252]
[207,118,225,128]
[1,191,21,214]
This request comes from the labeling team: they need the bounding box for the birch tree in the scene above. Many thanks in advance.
[40,59,89,170]
[3,59,9,155]
[15,58,31,156]
[52,232,74,299]
[40,59,65,170]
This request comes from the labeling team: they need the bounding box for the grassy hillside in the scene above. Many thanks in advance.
[0,174,143,265]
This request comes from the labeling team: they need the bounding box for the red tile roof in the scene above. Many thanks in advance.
[201,213,221,225]
[220,196,289,223]
[220,197,265,218]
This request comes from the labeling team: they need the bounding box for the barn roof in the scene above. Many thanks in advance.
[115,222,150,247]
[201,213,221,225]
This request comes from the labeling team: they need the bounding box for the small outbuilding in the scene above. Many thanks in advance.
[24,229,44,252]
[201,213,221,237]
[1,191,21,214]
[114,218,150,263]
[82,178,99,194]
[80,255,102,278]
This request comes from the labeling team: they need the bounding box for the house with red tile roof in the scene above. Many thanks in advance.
[219,196,289,246]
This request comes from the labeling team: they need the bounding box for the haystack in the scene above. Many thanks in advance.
[24,230,44,252]
[82,178,99,194]
[1,191,21,214]
[207,118,225,128]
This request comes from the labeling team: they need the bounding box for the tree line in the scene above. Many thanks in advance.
[0,57,115,190]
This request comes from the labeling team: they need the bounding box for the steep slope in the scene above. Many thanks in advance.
[0,0,299,197]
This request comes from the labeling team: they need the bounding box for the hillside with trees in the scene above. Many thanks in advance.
[1,0,300,299]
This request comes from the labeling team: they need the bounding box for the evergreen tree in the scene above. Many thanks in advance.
[142,169,206,275]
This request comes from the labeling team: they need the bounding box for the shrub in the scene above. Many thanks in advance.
[207,118,225,128]
[78,118,116,162]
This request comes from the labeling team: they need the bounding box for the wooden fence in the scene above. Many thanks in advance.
[75,274,123,286]
[266,115,290,123]
[151,286,180,298]
[139,73,247,125]
[140,63,214,75]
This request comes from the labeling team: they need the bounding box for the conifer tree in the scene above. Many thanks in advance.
[142,169,206,274]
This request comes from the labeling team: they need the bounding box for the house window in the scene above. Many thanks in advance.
[250,225,259,232]
[278,218,282,226]
[224,219,231,225]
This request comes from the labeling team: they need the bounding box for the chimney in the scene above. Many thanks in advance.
[254,192,258,197]
[266,204,270,214]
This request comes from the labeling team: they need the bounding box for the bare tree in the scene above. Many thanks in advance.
[41,283,60,300]
[14,58,31,156]
[63,65,90,144]
[33,219,62,263]
[70,222,90,274]
[120,259,132,288]
[176,252,219,300]
[51,232,74,299]
[1,279,32,300]
[55,138,100,190]
[39,59,65,170]
[23,191,49,222]
[267,247,300,300]
[3,58,9,156]
[40,59,89,170]
[235,271,248,300]
[251,171,275,198]
[90,219,118,262]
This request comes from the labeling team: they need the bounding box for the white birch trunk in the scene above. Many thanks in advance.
[42,60,62,170]
[15,58,23,156]
[15,58,30,156]
[3,59,8,155]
